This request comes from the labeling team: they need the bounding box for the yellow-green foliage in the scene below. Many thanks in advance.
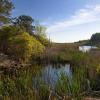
[8,32,45,63]
[35,25,50,46]
[38,36,49,46]
[96,64,100,73]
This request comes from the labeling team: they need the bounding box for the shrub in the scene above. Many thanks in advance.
[8,32,45,63]
[0,26,18,52]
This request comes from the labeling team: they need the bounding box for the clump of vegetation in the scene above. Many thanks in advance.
[0,26,45,63]
[0,0,14,24]
[0,26,18,53]
[8,32,45,63]
[0,0,50,64]
[55,66,87,100]
[12,15,35,35]
[89,64,100,91]
[43,43,79,63]
[90,33,100,46]
[35,25,50,46]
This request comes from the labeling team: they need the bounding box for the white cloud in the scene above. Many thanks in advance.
[46,4,100,34]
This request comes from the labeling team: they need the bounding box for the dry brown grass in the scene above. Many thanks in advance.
[85,97,100,100]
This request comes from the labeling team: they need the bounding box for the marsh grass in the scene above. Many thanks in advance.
[55,66,87,100]
[0,63,98,100]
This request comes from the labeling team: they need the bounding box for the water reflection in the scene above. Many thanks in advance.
[79,46,97,52]
[0,63,71,99]
[33,64,71,89]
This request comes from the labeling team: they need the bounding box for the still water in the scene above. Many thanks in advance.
[79,46,97,52]
[0,64,72,99]
[33,64,71,88]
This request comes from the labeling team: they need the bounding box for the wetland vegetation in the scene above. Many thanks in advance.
[0,0,100,100]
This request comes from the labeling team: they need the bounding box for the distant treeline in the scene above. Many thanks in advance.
[76,33,100,47]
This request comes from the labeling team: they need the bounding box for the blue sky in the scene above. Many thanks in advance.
[12,0,100,43]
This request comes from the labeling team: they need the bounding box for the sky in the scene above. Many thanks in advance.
[12,0,100,43]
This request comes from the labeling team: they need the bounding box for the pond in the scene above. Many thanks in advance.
[79,45,97,52]
[0,63,73,99]
[1,63,97,99]
[33,64,71,88]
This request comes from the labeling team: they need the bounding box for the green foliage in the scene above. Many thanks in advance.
[13,15,34,34]
[90,33,100,46]
[8,32,45,63]
[55,73,71,95]
[50,51,72,63]
[90,76,100,91]
[77,33,100,46]
[90,64,100,91]
[72,51,88,67]
[0,77,15,96]
[0,25,46,63]
[35,25,46,37]
[55,67,86,100]
[0,26,18,52]
[37,36,49,47]
[0,66,49,100]
[0,25,30,52]
[97,64,100,74]
[0,69,35,100]
[35,25,50,46]
[0,0,14,24]
[58,51,72,62]
[38,84,49,100]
